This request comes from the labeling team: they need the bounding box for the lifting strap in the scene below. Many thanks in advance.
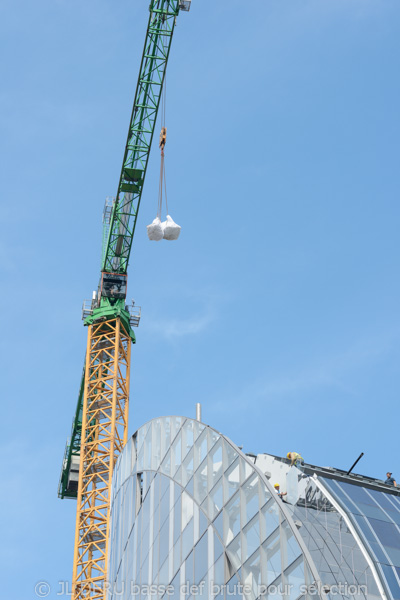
[157,79,169,218]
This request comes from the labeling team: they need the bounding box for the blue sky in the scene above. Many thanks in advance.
[1,0,399,597]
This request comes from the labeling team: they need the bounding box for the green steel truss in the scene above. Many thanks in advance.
[58,369,84,498]
[59,0,185,500]
[102,0,181,274]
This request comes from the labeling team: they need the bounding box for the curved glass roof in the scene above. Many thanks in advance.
[254,451,400,600]
[322,477,400,600]
[255,452,384,600]
[287,476,380,600]
[107,417,324,600]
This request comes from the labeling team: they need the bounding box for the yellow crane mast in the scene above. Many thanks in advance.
[58,2,191,598]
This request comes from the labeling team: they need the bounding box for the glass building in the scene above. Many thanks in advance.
[107,417,400,600]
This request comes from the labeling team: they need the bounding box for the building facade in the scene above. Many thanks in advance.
[107,417,400,600]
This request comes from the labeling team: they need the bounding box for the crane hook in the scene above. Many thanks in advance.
[159,126,167,154]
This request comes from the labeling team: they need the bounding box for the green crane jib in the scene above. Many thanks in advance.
[58,0,190,499]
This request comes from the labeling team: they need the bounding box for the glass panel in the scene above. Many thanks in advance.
[370,489,400,523]
[210,440,223,488]
[182,491,194,531]
[125,540,134,592]
[160,486,171,530]
[198,572,208,600]
[141,501,150,535]
[153,473,160,510]
[171,434,182,476]
[214,531,224,562]
[285,558,305,600]
[162,417,171,458]
[227,533,242,572]
[225,492,241,544]
[240,457,253,483]
[263,531,282,585]
[361,502,393,521]
[201,496,210,521]
[182,420,194,460]
[141,527,150,568]
[119,446,129,483]
[137,442,144,472]
[159,520,169,567]
[182,448,194,487]
[194,533,209,584]
[137,423,146,451]
[132,519,138,582]
[193,503,200,543]
[381,564,400,600]
[159,555,169,585]
[135,521,141,584]
[169,571,181,600]
[174,495,182,544]
[160,474,170,500]
[213,512,224,541]
[171,416,183,441]
[179,567,187,600]
[225,458,240,501]
[175,465,182,486]
[143,470,153,498]
[182,518,194,561]
[353,514,389,563]
[210,479,224,519]
[243,515,261,562]
[213,553,225,586]
[261,500,280,542]
[260,483,272,508]
[194,429,208,470]
[193,420,205,443]
[226,574,242,600]
[199,510,208,537]
[186,550,194,588]
[144,425,152,470]
[141,553,149,584]
[242,474,259,527]
[208,429,220,453]
[243,548,261,600]
[160,449,171,478]
[151,420,162,470]
[224,441,238,470]
[152,534,160,582]
[369,517,400,552]
[173,537,181,576]
[194,459,208,506]
[281,520,302,569]
[186,477,194,497]
[339,481,380,506]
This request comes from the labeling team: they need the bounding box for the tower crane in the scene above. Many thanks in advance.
[58,2,191,598]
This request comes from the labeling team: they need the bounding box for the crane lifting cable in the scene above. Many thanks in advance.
[147,78,181,241]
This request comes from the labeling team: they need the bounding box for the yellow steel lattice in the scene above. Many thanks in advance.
[72,318,131,599]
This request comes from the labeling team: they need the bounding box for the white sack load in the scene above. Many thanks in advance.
[147,217,163,241]
[161,215,181,241]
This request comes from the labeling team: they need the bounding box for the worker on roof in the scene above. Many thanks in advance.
[274,483,287,500]
[287,452,304,469]
[385,472,397,487]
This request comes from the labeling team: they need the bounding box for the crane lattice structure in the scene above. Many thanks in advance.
[58,2,191,598]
